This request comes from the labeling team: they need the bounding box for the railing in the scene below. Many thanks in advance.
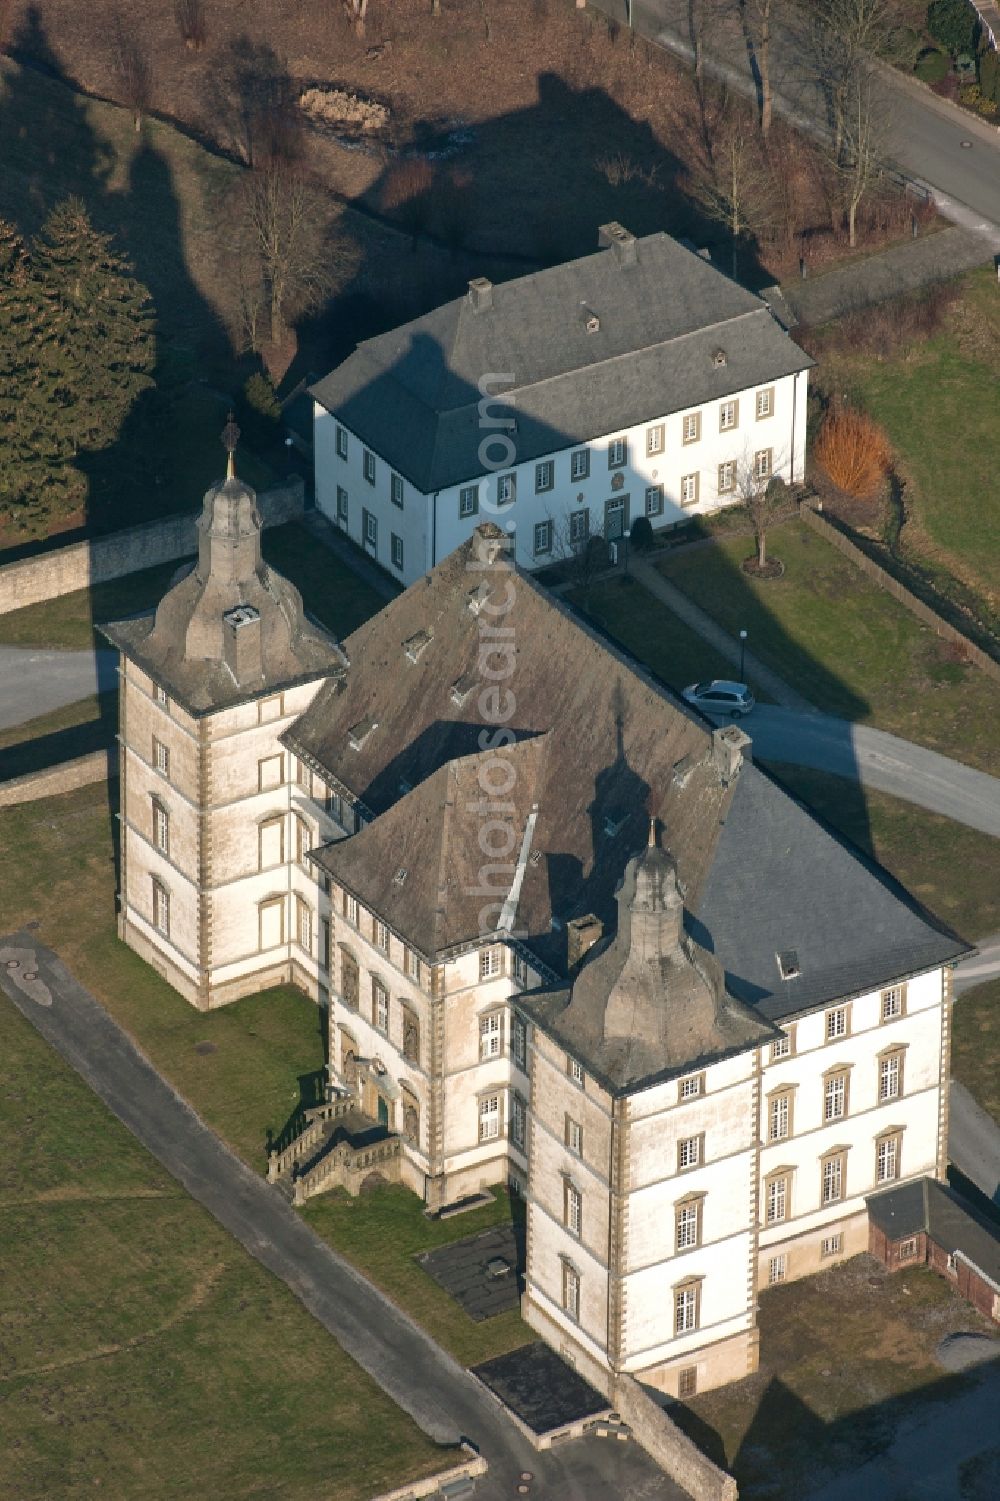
[266,1098,354,1181]
[293,1134,402,1204]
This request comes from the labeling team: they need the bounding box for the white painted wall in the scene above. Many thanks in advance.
[314,367,808,585]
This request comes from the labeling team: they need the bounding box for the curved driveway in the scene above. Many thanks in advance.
[0,647,117,730]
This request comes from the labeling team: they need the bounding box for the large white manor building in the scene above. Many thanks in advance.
[101,454,967,1403]
[310,225,813,585]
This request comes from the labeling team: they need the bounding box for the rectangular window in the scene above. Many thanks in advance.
[480,1011,503,1061]
[679,1073,703,1101]
[344,893,359,926]
[479,946,502,980]
[770,1033,791,1061]
[565,1180,582,1236]
[608,436,627,469]
[570,449,590,482]
[821,1233,843,1258]
[769,1092,791,1141]
[459,484,479,518]
[511,1093,526,1151]
[336,425,348,459]
[295,816,312,867]
[678,1367,698,1399]
[680,472,699,508]
[496,473,516,506]
[768,1254,787,1286]
[390,534,404,572]
[153,800,169,855]
[373,918,389,952]
[677,1135,701,1170]
[258,694,283,723]
[513,952,529,987]
[562,1262,580,1321]
[153,737,169,777]
[756,387,774,420]
[404,946,420,982]
[879,1052,902,1102]
[566,1116,583,1157]
[258,754,283,792]
[821,1153,844,1205]
[390,472,404,509]
[569,1057,584,1087]
[674,1283,700,1335]
[479,1093,501,1142]
[877,1134,900,1184]
[363,508,378,549]
[569,508,590,544]
[363,449,376,485]
[153,683,168,707]
[717,460,736,496]
[645,484,664,517]
[336,485,349,523]
[259,817,284,869]
[719,399,739,432]
[646,423,665,456]
[512,1016,527,1070]
[259,897,284,950]
[152,879,170,937]
[296,898,312,954]
[675,1200,702,1251]
[682,411,701,445]
[754,448,773,481]
[371,978,388,1032]
[898,1236,917,1260]
[826,1006,848,1041]
[533,520,553,556]
[766,1175,788,1224]
[881,986,904,1021]
[535,460,555,493]
[295,757,311,792]
[824,1072,848,1122]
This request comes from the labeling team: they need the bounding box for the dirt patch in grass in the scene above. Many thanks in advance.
[674,1254,995,1497]
[0,992,445,1501]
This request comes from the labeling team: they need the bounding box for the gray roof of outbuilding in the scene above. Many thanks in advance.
[310,232,814,493]
[867,1178,1000,1286]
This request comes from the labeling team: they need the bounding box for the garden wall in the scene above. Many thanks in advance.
[0,747,116,809]
[614,1375,738,1501]
[800,503,1000,685]
[0,478,305,617]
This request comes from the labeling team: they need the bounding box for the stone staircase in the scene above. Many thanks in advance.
[267,1098,402,1204]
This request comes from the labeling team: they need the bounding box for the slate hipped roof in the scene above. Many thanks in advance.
[310,228,814,493]
[289,525,969,1033]
[868,1178,1000,1288]
[100,470,345,715]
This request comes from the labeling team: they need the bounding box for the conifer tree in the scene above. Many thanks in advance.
[32,197,155,459]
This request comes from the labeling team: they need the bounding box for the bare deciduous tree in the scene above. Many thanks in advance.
[112,21,153,133]
[734,448,788,569]
[174,0,207,52]
[806,0,902,162]
[739,0,777,137]
[343,0,369,38]
[827,57,887,247]
[548,511,608,602]
[687,0,724,83]
[688,105,779,276]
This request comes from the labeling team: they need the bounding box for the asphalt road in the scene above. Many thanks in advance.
[624,0,1000,231]
[0,647,117,731]
[0,935,687,1501]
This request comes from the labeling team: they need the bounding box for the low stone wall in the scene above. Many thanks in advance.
[614,1375,738,1501]
[366,1448,487,1501]
[800,503,1000,684]
[0,746,116,808]
[0,478,305,617]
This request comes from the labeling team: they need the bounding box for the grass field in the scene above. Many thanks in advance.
[952,978,1000,1126]
[674,1253,993,1497]
[657,520,1000,774]
[305,1185,532,1366]
[569,576,738,697]
[0,990,444,1501]
[827,267,1000,609]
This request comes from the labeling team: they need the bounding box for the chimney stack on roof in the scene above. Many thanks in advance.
[599,221,637,267]
[468,277,493,312]
[713,724,751,785]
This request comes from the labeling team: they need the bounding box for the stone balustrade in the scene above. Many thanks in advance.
[266,1098,354,1181]
[293,1134,402,1204]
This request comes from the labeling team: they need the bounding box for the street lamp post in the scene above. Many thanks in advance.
[739,629,748,683]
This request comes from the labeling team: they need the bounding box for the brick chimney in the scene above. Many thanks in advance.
[598,222,637,267]
[567,914,604,969]
[712,725,752,785]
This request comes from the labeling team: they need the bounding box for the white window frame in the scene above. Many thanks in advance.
[336,485,349,523]
[479,1011,503,1061]
[766,1175,787,1224]
[296,898,312,954]
[373,979,389,1033]
[459,484,479,518]
[152,799,169,855]
[566,1116,583,1156]
[824,1073,847,1122]
[679,1074,703,1101]
[876,1134,900,1184]
[879,1052,901,1103]
[373,918,389,952]
[390,471,404,508]
[645,484,664,517]
[717,459,736,496]
[152,879,170,937]
[767,1253,787,1285]
[535,459,555,493]
[608,436,627,469]
[680,472,699,507]
[821,1233,843,1258]
[881,986,904,1021]
[754,448,773,481]
[682,411,701,445]
[756,387,774,420]
[563,1261,580,1321]
[363,448,376,485]
[570,448,590,481]
[565,1181,582,1236]
[345,894,359,927]
[569,508,590,544]
[511,1092,527,1151]
[512,1015,527,1070]
[826,1006,848,1041]
[479,1093,501,1142]
[769,1093,790,1141]
[678,1135,701,1170]
[479,946,502,980]
[674,1284,699,1334]
[390,533,404,571]
[496,472,516,506]
[676,1201,700,1251]
[719,399,738,432]
[533,519,553,556]
[822,1154,844,1205]
[336,425,348,459]
[568,1057,584,1087]
[363,508,378,548]
[153,737,169,777]
[646,423,665,456]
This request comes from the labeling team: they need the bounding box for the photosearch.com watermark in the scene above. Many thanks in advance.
[464,373,527,940]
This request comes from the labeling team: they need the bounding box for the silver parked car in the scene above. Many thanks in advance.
[682,679,755,717]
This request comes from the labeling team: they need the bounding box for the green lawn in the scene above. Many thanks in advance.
[674,1254,992,1497]
[0,692,115,783]
[569,576,739,697]
[952,978,1000,1126]
[0,521,386,651]
[829,266,1000,606]
[658,520,1000,774]
[762,764,1000,944]
[0,992,445,1501]
[305,1185,532,1367]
